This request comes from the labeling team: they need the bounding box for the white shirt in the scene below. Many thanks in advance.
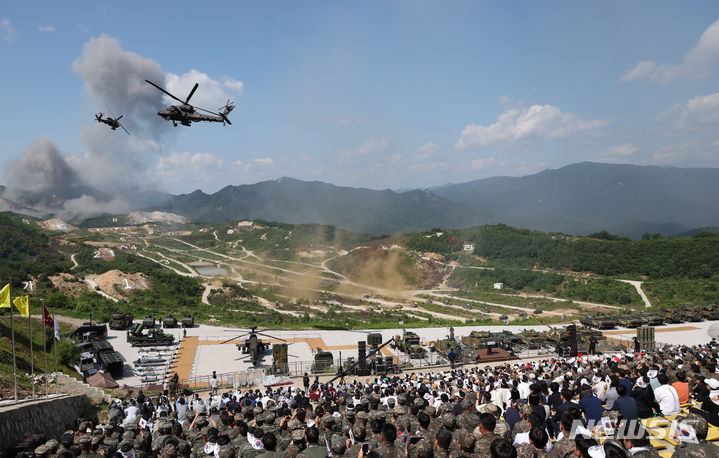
[517,382,531,400]
[124,405,140,425]
[654,384,681,415]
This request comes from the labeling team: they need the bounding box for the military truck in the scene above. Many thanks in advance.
[127,323,175,347]
[392,331,425,357]
[142,316,156,328]
[108,313,134,330]
[181,315,195,328]
[162,315,178,328]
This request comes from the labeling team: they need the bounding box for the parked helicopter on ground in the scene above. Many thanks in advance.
[145,79,234,127]
[221,325,288,367]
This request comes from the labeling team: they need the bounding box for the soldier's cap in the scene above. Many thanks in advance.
[461,397,473,411]
[519,403,533,416]
[195,416,209,427]
[459,431,475,450]
[480,403,501,418]
[34,444,50,455]
[330,434,346,454]
[291,429,305,441]
[442,413,457,429]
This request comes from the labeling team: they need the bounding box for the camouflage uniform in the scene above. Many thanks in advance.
[548,437,575,458]
[474,432,501,456]
[517,443,549,458]
[671,443,717,457]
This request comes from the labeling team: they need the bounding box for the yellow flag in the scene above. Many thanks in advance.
[0,284,9,308]
[13,295,29,317]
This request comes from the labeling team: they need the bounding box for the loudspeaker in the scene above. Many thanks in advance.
[567,325,578,357]
[357,341,368,376]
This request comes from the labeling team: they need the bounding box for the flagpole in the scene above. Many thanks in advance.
[9,280,18,401]
[53,303,58,395]
[28,294,35,399]
[42,298,48,397]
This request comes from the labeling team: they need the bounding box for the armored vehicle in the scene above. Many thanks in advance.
[579,314,616,329]
[181,315,195,328]
[392,331,424,357]
[616,314,644,328]
[162,315,178,328]
[313,350,335,373]
[68,323,108,342]
[683,307,703,322]
[109,313,134,330]
[142,316,156,328]
[662,308,684,324]
[702,304,719,320]
[127,323,175,347]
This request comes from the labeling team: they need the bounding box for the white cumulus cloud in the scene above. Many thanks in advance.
[620,18,719,83]
[600,144,638,159]
[456,102,610,150]
[340,137,388,159]
[1,18,19,42]
[165,69,243,111]
[676,92,719,129]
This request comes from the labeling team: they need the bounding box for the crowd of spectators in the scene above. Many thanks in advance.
[22,339,719,458]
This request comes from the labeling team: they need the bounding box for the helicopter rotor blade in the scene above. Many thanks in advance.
[104,103,116,118]
[256,332,287,342]
[184,83,199,104]
[194,106,222,117]
[119,122,131,136]
[220,335,246,344]
[145,80,185,104]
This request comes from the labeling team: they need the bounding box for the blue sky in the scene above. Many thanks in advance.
[2,1,719,195]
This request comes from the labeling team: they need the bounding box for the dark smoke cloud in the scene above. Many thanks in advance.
[5,138,80,190]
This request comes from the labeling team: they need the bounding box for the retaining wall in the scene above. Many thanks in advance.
[0,395,92,454]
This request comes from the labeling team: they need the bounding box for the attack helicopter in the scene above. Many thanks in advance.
[221,325,287,367]
[145,79,234,127]
[95,107,130,135]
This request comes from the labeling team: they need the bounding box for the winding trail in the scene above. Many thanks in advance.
[619,279,652,308]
